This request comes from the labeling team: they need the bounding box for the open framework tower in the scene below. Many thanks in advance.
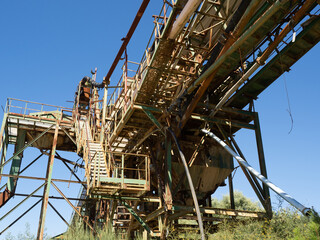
[0,0,320,239]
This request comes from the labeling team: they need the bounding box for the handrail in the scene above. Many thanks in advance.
[74,101,150,191]
[5,98,72,122]
[7,98,72,110]
[105,1,173,143]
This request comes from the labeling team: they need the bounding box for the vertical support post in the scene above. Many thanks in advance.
[121,154,124,188]
[37,121,59,240]
[165,131,172,208]
[143,229,150,240]
[228,174,235,209]
[124,49,128,112]
[98,152,101,187]
[254,113,272,217]
[158,211,163,238]
[110,200,117,226]
[100,86,108,143]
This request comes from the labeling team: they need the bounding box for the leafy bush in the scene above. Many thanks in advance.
[211,191,261,211]
[209,193,320,240]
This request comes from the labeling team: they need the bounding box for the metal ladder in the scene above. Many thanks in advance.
[83,120,108,186]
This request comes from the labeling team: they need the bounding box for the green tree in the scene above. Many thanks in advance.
[211,191,261,211]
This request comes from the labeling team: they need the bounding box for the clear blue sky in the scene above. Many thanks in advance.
[0,1,319,238]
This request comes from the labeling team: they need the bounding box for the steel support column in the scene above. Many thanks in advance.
[7,129,26,192]
[37,121,59,240]
[228,174,235,210]
[100,86,108,143]
[254,112,272,217]
[165,131,172,208]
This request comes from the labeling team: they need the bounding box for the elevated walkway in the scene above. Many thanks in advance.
[0,98,75,208]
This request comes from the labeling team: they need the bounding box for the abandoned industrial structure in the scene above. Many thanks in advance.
[0,0,319,239]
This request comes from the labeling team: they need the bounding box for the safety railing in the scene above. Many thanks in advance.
[88,88,103,142]
[106,0,174,140]
[106,60,139,137]
[100,151,150,191]
[87,148,106,190]
[75,120,106,191]
[5,98,72,121]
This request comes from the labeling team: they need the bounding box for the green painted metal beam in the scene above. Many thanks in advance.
[99,177,146,185]
[121,200,152,233]
[254,112,272,218]
[0,113,8,159]
[134,104,162,113]
[7,130,26,192]
[141,106,165,135]
[165,133,172,206]
[91,194,161,203]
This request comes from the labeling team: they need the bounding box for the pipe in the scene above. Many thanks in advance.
[167,128,205,240]
[81,76,104,89]
[100,86,108,143]
[168,0,202,39]
[201,129,311,216]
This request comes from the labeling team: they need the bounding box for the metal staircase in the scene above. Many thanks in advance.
[76,118,108,193]
[76,116,150,198]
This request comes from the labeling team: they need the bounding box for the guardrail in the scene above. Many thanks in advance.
[5,98,72,120]
[103,151,150,190]
[106,0,173,140]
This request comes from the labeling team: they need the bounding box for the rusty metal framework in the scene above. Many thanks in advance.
[0,0,320,239]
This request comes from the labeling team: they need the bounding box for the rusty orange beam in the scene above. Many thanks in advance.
[37,121,59,240]
[104,0,150,84]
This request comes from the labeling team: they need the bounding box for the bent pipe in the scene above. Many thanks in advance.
[81,76,104,89]
[167,128,205,240]
[201,129,311,216]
